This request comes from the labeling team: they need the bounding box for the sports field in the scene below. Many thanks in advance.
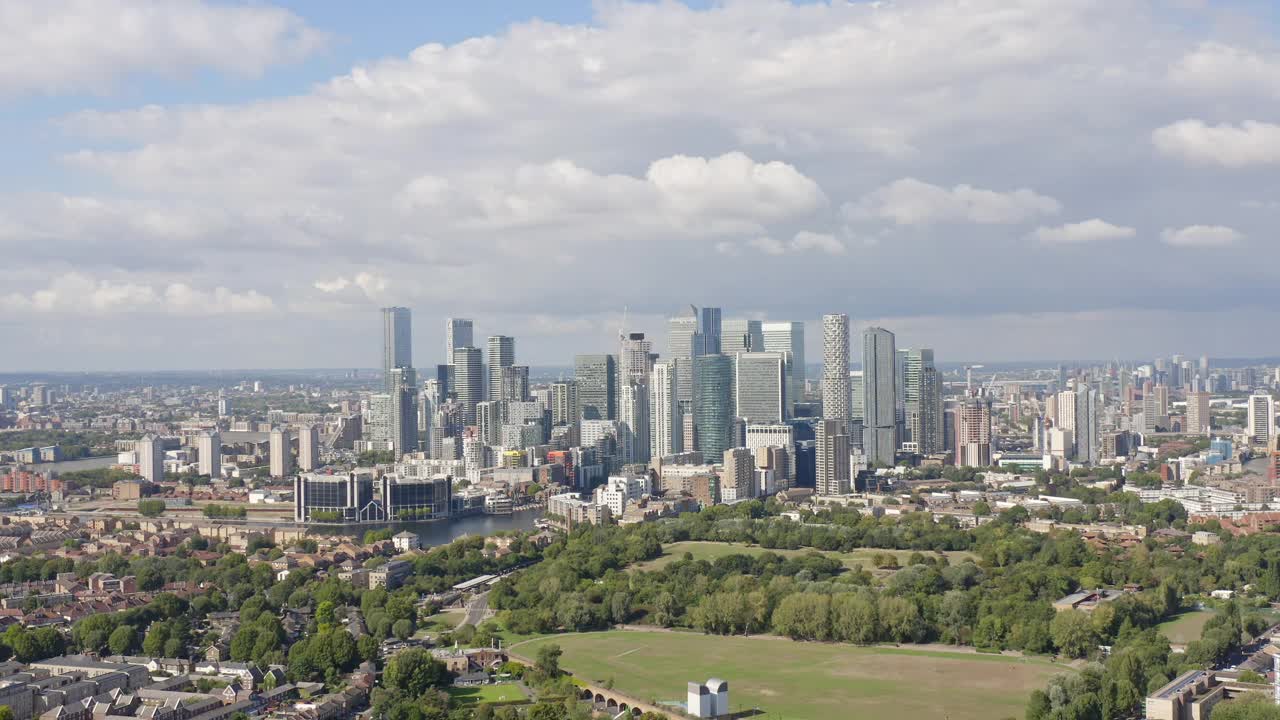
[629,540,976,574]
[1155,610,1217,645]
[518,629,1067,720]
[446,683,528,705]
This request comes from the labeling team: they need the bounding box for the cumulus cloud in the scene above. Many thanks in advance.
[1170,42,1280,98]
[1160,225,1242,247]
[1152,120,1280,167]
[313,272,389,297]
[846,178,1061,226]
[789,231,845,255]
[1031,219,1137,244]
[0,0,327,98]
[748,237,786,255]
[0,273,272,315]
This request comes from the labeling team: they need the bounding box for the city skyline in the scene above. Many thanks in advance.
[3,1,1280,370]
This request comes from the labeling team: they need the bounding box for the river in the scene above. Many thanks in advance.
[309,509,545,548]
[2,456,116,473]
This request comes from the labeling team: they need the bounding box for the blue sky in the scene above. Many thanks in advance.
[2,0,1279,370]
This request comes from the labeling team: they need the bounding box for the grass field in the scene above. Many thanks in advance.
[1156,610,1217,645]
[447,683,528,705]
[518,630,1066,720]
[629,540,977,575]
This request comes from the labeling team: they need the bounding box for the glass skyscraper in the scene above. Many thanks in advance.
[693,354,734,458]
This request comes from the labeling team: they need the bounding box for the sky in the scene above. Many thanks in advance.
[2,0,1280,371]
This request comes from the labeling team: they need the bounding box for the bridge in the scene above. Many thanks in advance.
[574,682,668,717]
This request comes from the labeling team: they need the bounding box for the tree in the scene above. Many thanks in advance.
[383,647,451,696]
[1051,610,1097,659]
[535,644,562,678]
[392,619,414,641]
[137,499,166,517]
[1211,692,1280,720]
[108,625,137,656]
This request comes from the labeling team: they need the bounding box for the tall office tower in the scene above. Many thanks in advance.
[722,448,756,501]
[762,321,805,414]
[476,400,503,447]
[815,419,851,495]
[297,424,320,472]
[451,347,484,425]
[136,434,164,483]
[668,307,703,408]
[387,367,420,458]
[270,428,293,478]
[1186,392,1211,436]
[619,332,654,386]
[1180,360,1195,390]
[619,380,651,465]
[1153,384,1170,421]
[381,307,412,391]
[849,371,865,423]
[550,381,578,426]
[1199,355,1210,378]
[693,354,735,458]
[1057,365,1068,391]
[1170,354,1185,387]
[0,386,12,410]
[700,306,722,355]
[956,397,993,467]
[722,319,764,353]
[862,327,897,466]
[734,352,787,424]
[445,318,473,364]
[822,314,851,421]
[575,354,617,420]
[902,349,943,455]
[196,430,220,477]
[650,361,681,458]
[1248,392,1276,445]
[486,335,516,401]
[499,365,530,403]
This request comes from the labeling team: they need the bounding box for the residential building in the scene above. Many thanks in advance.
[1248,391,1275,445]
[863,327,897,466]
[445,318,473,366]
[382,307,412,391]
[576,354,617,420]
[1186,392,1211,436]
[650,360,681,459]
[618,379,650,465]
[486,335,515,402]
[956,397,993,467]
[136,435,164,483]
[722,448,755,502]
[452,347,484,425]
[298,424,320,471]
[816,419,850,496]
[619,332,653,385]
[902,349,943,455]
[196,430,220,478]
[270,428,293,478]
[822,314,851,421]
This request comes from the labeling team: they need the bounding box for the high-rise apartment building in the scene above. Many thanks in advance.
[486,335,515,402]
[619,332,653,386]
[693,354,734,458]
[722,448,755,502]
[270,428,293,478]
[761,321,805,415]
[1186,391,1212,436]
[550,381,578,426]
[381,307,412,391]
[815,419,850,496]
[619,380,651,465]
[1248,392,1276,445]
[387,367,419,458]
[576,354,617,420]
[298,424,320,472]
[136,434,164,483]
[650,360,680,459]
[955,398,992,467]
[822,314,851,421]
[862,327,897,466]
[734,352,787,424]
[499,366,530,403]
[902,349,943,455]
[445,318,473,365]
[196,430,220,478]
[849,371,865,423]
[452,347,484,425]
[477,400,503,446]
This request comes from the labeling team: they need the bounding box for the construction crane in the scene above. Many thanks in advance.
[964,364,985,394]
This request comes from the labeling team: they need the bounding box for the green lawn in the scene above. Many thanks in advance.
[447,683,528,705]
[1156,610,1217,645]
[630,540,977,574]
[519,630,1067,720]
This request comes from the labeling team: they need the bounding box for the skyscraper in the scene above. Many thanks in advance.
[1187,391,1211,436]
[619,379,651,465]
[452,347,484,425]
[668,307,703,408]
[382,307,412,391]
[699,306,722,355]
[196,430,220,478]
[822,314,851,421]
[956,398,992,467]
[550,381,578,426]
[270,428,293,478]
[761,321,805,415]
[862,327,897,466]
[649,360,680,458]
[499,366,530,403]
[575,354,617,420]
[902,349,943,456]
[1248,392,1275,445]
[445,318,473,365]
[136,434,164,483]
[693,354,734,458]
[387,367,420,458]
[298,424,320,471]
[734,352,787,424]
[486,335,515,402]
[619,332,653,385]
[722,319,764,353]
[815,419,850,496]
[849,371,865,424]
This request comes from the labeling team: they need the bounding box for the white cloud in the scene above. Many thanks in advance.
[0,0,327,98]
[847,178,1061,226]
[790,231,845,255]
[1152,120,1280,167]
[1170,42,1280,98]
[748,237,786,255]
[0,273,272,316]
[1160,225,1242,247]
[1031,219,1137,244]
